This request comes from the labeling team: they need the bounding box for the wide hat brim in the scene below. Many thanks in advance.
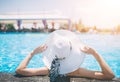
[42,30,86,74]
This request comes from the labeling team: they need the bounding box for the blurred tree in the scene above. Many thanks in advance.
[0,23,2,32]
[117,25,120,32]
[6,24,16,32]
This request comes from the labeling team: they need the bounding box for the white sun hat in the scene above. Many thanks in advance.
[42,30,86,74]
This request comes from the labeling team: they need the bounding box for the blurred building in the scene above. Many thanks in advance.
[0,13,71,30]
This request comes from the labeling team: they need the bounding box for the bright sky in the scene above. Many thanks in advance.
[0,0,120,28]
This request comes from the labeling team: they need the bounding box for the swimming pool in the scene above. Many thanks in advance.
[0,32,120,77]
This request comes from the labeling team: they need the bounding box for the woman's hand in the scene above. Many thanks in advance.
[80,46,96,55]
[16,44,49,76]
[79,46,115,79]
[31,44,47,55]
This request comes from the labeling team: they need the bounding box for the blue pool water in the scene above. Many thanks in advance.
[0,32,120,77]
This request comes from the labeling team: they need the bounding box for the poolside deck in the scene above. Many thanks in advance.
[0,73,120,82]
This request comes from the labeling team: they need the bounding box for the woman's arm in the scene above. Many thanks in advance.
[68,46,115,80]
[16,44,49,76]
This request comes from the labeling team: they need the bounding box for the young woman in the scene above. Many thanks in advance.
[16,30,115,80]
[16,44,115,80]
